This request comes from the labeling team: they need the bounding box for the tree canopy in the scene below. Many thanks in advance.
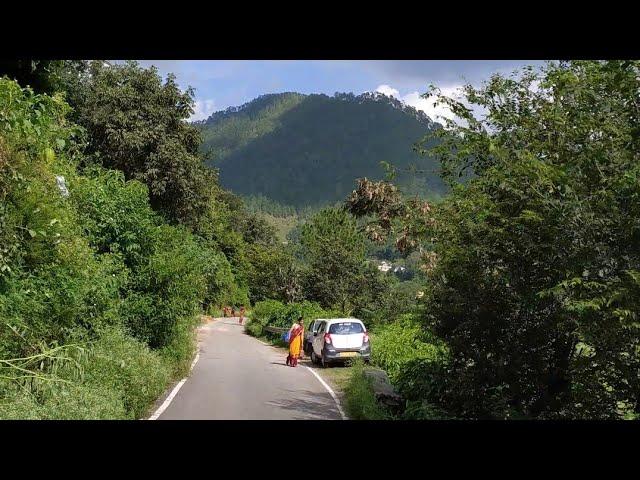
[348,60,640,419]
[74,61,217,228]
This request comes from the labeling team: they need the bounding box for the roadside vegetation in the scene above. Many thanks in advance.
[0,62,261,418]
[2,60,638,420]
[343,359,390,420]
[255,61,640,421]
[245,300,337,339]
[346,61,640,420]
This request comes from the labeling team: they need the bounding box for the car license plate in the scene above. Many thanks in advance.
[339,352,358,358]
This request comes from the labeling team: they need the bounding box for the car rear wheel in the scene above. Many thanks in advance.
[311,351,318,365]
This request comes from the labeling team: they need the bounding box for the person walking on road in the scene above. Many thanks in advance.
[239,306,245,325]
[286,317,304,367]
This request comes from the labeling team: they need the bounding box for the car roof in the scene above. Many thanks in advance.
[315,318,365,325]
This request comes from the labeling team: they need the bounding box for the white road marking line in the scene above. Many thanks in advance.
[252,336,346,419]
[252,336,347,419]
[304,366,347,420]
[147,350,200,420]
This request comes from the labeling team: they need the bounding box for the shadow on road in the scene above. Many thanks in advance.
[266,389,341,420]
[299,359,351,371]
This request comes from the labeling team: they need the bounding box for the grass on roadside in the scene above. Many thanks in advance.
[343,359,392,420]
[0,326,181,420]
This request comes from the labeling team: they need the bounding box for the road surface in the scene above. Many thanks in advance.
[156,318,343,420]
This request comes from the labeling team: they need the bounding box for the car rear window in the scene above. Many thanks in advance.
[328,322,364,334]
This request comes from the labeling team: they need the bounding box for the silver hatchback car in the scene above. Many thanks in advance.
[308,318,371,367]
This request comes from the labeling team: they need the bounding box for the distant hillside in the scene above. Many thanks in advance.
[197,92,446,208]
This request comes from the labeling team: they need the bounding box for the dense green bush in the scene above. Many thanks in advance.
[343,359,391,420]
[123,224,206,349]
[86,327,172,418]
[70,165,242,361]
[362,315,451,419]
[0,78,121,358]
[348,61,640,420]
[71,167,160,268]
[0,76,246,419]
[244,299,282,337]
[0,327,171,419]
[245,299,337,338]
[245,243,302,304]
[369,314,449,383]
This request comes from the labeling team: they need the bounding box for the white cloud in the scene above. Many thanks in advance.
[375,84,401,98]
[375,84,465,125]
[403,87,465,124]
[373,83,495,129]
[190,99,217,122]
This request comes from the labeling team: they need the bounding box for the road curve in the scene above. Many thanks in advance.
[157,318,343,420]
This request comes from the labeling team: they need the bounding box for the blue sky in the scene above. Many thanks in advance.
[135,60,546,122]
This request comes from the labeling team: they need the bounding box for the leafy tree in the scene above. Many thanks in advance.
[73,60,215,227]
[0,78,122,359]
[118,224,207,349]
[348,61,640,419]
[0,60,89,98]
[0,69,257,419]
[245,243,303,304]
[238,212,278,247]
[300,207,376,314]
[71,167,160,269]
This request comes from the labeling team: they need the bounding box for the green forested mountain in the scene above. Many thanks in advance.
[197,92,446,208]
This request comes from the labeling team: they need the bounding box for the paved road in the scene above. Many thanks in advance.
[157,318,343,420]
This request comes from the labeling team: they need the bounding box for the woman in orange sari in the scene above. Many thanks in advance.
[286,317,304,367]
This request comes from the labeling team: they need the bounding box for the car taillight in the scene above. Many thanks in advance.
[324,333,332,345]
[363,332,369,343]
